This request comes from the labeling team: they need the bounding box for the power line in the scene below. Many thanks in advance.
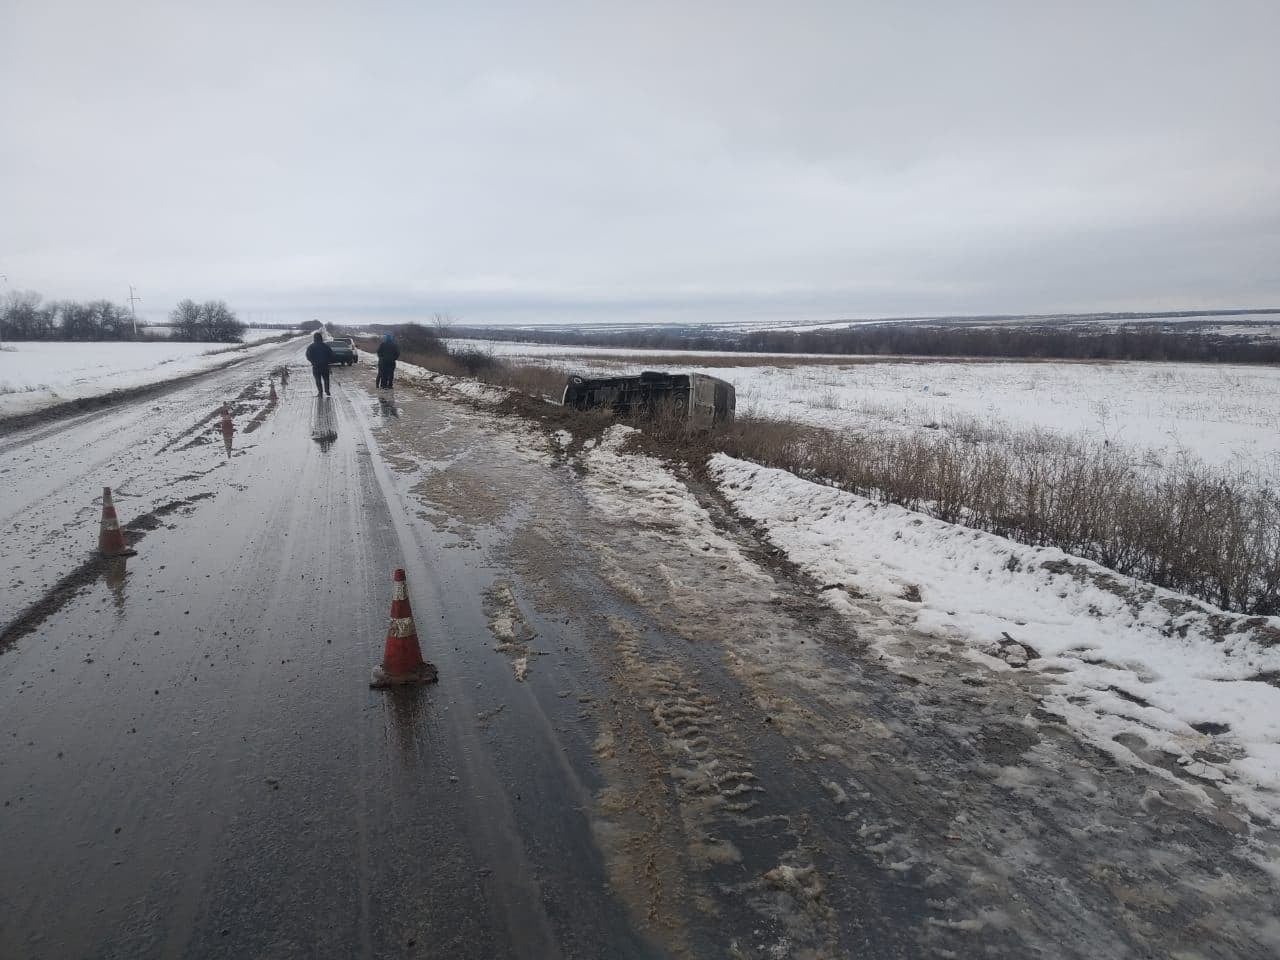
[128,285,142,338]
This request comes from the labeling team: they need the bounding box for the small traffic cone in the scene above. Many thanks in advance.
[98,487,137,558]
[269,381,278,402]
[370,569,438,688]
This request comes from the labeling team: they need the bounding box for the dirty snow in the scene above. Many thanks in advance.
[709,454,1280,821]
[356,349,509,404]
[579,426,748,563]
[0,335,298,419]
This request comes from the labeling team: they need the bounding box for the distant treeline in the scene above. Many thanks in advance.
[450,322,1280,363]
[1,291,248,343]
[736,325,1280,362]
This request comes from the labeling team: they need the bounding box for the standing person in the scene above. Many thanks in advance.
[375,333,400,389]
[305,331,334,397]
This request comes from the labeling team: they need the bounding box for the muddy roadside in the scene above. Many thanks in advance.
[368,379,1280,959]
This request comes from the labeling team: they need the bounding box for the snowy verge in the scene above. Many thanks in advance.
[709,454,1280,822]
[0,335,301,420]
[355,349,510,405]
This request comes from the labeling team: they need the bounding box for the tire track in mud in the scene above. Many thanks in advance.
[592,614,840,959]
[576,507,933,958]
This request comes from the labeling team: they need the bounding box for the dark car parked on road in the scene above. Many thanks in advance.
[328,337,358,365]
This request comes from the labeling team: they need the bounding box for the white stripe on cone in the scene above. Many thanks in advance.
[393,582,408,602]
[388,616,417,637]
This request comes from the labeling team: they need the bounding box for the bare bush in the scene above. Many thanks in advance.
[483,363,568,400]
[450,346,500,375]
[394,322,447,354]
[431,313,456,341]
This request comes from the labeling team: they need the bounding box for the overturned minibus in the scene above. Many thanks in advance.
[562,371,736,428]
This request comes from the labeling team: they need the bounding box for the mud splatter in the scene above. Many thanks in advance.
[483,581,537,681]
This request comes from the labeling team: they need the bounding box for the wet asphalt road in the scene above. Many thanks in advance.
[3,344,1280,959]
[0,346,648,959]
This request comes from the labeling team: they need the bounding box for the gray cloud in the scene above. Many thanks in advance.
[3,0,1277,324]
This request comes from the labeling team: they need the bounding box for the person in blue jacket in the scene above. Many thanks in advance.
[375,333,400,389]
[305,332,334,397]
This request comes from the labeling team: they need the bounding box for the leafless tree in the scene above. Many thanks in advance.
[432,312,456,342]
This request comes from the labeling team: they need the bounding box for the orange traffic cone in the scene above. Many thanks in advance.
[269,381,278,402]
[370,569,438,688]
[98,487,137,557]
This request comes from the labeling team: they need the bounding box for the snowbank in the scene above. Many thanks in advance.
[355,348,509,404]
[709,454,1280,821]
[0,336,299,419]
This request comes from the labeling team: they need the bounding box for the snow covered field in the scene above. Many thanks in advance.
[0,334,296,419]
[451,338,1280,475]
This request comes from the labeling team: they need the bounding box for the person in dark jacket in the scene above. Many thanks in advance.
[305,332,334,397]
[375,333,400,389]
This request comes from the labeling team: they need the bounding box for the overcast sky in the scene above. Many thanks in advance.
[2,0,1278,326]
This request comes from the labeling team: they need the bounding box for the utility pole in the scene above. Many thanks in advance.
[127,285,141,338]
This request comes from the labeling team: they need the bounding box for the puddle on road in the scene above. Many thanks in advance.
[374,410,540,546]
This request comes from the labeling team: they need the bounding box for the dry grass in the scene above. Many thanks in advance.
[359,337,568,401]
[692,419,1280,616]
